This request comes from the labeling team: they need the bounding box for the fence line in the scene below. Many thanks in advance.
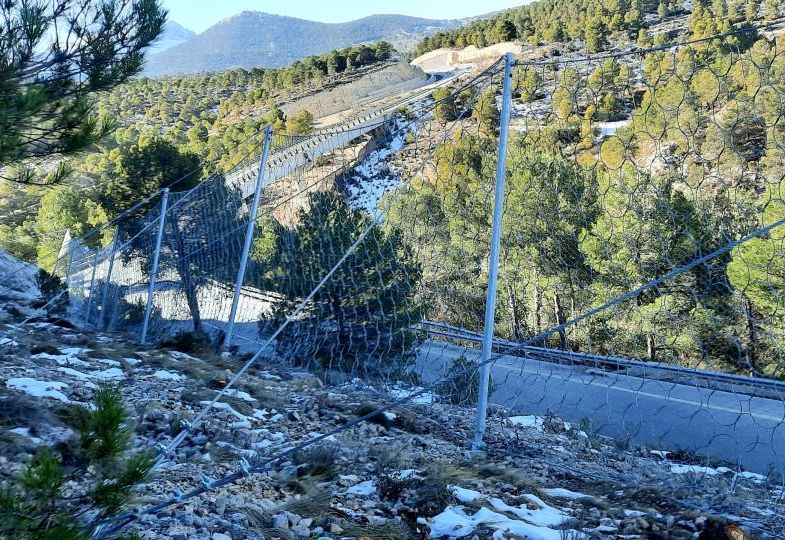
[4,24,785,537]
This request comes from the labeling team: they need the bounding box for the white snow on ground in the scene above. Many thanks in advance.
[431,486,578,539]
[223,389,255,402]
[345,117,412,217]
[596,119,632,137]
[670,464,767,482]
[451,486,484,504]
[33,350,91,367]
[307,431,339,443]
[541,487,589,500]
[8,427,42,444]
[6,378,69,401]
[89,367,125,380]
[428,506,571,539]
[508,415,545,430]
[169,351,200,362]
[489,495,568,527]
[346,480,376,496]
[388,385,435,404]
[200,401,254,429]
[0,338,18,347]
[96,358,122,367]
[153,369,185,380]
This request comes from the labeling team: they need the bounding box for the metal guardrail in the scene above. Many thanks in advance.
[417,320,785,395]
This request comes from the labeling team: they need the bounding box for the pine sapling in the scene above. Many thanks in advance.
[0,386,153,539]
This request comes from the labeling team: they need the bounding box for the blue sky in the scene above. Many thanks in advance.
[162,0,529,33]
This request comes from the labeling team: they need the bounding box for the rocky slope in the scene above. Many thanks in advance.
[0,248,782,538]
[0,248,41,323]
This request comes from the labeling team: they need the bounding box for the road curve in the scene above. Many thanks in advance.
[415,340,785,475]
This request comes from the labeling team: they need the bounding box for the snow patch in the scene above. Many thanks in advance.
[169,351,199,362]
[597,119,631,137]
[508,415,545,431]
[345,116,413,217]
[670,464,766,482]
[541,487,588,500]
[96,358,122,367]
[8,427,42,444]
[428,506,569,539]
[90,367,125,380]
[489,494,569,527]
[388,385,435,404]
[33,352,90,367]
[452,486,484,504]
[346,480,376,496]
[7,378,69,401]
[223,389,255,402]
[200,401,253,428]
[153,369,184,381]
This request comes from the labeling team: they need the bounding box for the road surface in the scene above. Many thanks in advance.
[416,340,785,475]
[224,67,464,199]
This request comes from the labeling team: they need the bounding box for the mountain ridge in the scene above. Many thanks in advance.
[142,11,467,76]
[146,20,197,55]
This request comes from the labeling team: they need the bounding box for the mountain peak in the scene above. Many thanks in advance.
[146,20,197,55]
[144,13,464,76]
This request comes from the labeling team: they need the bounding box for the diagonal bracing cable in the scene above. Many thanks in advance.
[100,206,785,537]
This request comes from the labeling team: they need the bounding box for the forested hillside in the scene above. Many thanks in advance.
[6,2,785,538]
[0,42,395,268]
[5,0,785,379]
[394,0,785,378]
[415,0,784,55]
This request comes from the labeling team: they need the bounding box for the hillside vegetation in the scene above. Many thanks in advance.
[415,0,784,55]
[0,42,397,267]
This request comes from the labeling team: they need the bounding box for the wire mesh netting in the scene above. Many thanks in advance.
[19,31,785,537]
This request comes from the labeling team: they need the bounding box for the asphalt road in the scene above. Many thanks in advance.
[416,340,785,475]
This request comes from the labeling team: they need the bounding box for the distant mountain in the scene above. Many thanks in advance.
[146,21,197,55]
[142,12,465,76]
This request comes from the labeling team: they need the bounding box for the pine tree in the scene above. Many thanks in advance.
[0,386,153,538]
[745,0,761,20]
[433,88,458,123]
[585,16,609,53]
[286,110,315,135]
[99,137,201,218]
[0,0,165,185]
[472,90,501,137]
[252,192,423,375]
[514,68,543,103]
[728,181,785,376]
[763,0,781,19]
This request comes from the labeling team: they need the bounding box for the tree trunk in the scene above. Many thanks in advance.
[647,334,655,362]
[508,284,523,340]
[183,277,202,333]
[553,293,567,350]
[170,217,202,333]
[331,295,346,349]
[533,284,542,335]
[745,295,758,376]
